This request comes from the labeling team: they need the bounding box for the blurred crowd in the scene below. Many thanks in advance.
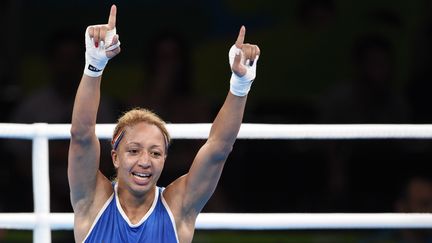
[1,0,432,242]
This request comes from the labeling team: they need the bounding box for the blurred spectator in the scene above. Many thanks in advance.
[317,34,409,210]
[128,30,212,122]
[319,34,408,123]
[395,177,432,213]
[362,176,432,243]
[393,177,432,242]
[296,0,336,30]
[6,28,117,213]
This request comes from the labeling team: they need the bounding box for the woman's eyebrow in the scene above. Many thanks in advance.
[149,144,163,150]
[125,142,142,147]
[125,142,163,148]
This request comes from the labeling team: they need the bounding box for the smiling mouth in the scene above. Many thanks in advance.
[131,172,152,179]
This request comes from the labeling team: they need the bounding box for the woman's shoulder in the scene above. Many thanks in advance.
[74,175,114,242]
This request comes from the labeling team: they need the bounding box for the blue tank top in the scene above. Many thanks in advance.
[83,183,179,243]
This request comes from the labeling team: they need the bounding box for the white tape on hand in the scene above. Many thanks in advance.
[228,44,259,96]
[83,27,120,77]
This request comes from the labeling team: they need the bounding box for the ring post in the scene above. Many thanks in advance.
[32,123,51,243]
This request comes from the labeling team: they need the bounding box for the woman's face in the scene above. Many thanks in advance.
[112,122,167,196]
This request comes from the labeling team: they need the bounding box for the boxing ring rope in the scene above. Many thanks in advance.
[2,123,432,243]
[3,123,432,139]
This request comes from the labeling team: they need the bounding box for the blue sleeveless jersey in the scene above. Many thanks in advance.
[83,183,179,243]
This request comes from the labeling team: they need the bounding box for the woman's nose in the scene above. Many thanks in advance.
[138,151,151,168]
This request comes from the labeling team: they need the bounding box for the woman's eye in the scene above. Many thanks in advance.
[151,151,161,157]
[128,149,138,154]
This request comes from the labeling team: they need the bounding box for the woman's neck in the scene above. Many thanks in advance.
[117,184,157,224]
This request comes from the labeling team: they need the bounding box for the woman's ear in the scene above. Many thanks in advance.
[111,149,119,169]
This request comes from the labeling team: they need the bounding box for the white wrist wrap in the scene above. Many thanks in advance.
[228,44,259,97]
[84,26,120,77]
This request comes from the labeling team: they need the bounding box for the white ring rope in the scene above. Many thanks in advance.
[0,213,431,230]
[1,122,432,242]
[2,123,432,139]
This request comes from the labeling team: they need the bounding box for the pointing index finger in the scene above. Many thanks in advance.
[235,25,246,48]
[107,5,117,29]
